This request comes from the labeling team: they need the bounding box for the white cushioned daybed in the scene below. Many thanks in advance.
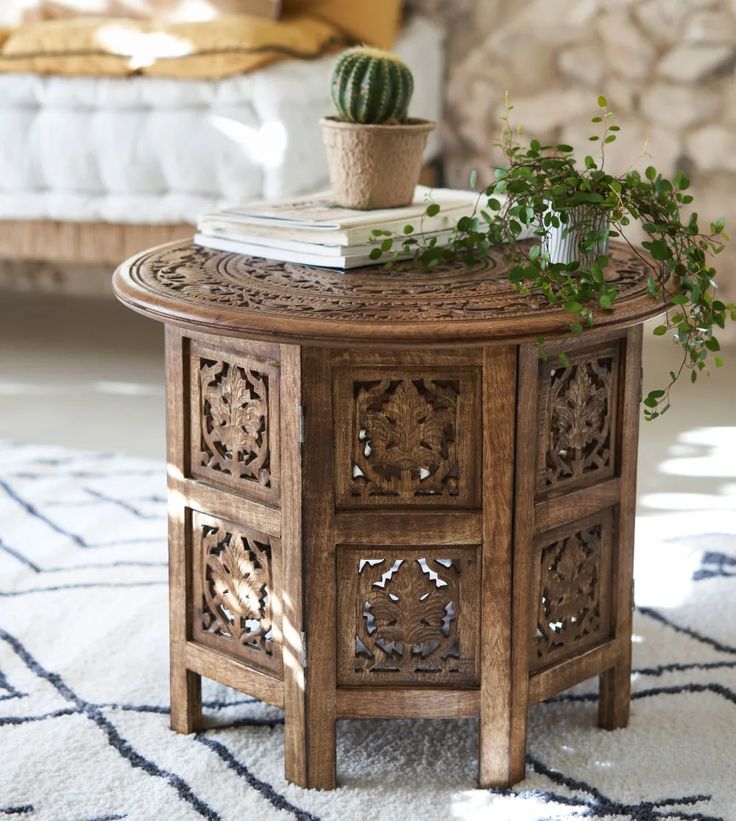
[0,16,443,265]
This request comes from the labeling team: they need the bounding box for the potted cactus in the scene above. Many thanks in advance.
[321,47,434,210]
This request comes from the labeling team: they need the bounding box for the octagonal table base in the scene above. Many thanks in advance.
[164,323,642,789]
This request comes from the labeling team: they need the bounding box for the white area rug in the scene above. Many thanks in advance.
[1,440,735,821]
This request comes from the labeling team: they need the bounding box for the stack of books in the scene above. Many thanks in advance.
[194,187,480,270]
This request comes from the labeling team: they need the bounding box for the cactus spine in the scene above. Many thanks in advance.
[331,47,414,125]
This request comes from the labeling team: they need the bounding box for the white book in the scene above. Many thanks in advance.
[194,232,427,269]
[197,187,482,246]
[196,228,456,258]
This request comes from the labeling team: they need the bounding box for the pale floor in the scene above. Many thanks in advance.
[0,289,734,511]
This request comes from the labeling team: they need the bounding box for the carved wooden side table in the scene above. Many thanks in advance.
[113,241,662,790]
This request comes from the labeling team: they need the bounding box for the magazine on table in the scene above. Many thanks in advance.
[193,231,458,269]
[195,187,482,253]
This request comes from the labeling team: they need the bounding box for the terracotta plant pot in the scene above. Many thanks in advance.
[320,117,435,210]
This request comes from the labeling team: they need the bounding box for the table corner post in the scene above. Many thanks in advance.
[279,343,311,785]
[479,344,529,787]
[300,346,337,789]
[165,325,202,734]
[598,323,642,730]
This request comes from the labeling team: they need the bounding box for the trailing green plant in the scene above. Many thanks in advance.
[371,95,733,420]
[330,46,414,125]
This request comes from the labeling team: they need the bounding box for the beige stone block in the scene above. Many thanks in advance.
[658,44,736,82]
[724,80,736,127]
[684,11,736,44]
[558,43,605,87]
[487,0,601,48]
[445,51,504,150]
[473,0,504,31]
[687,175,736,305]
[559,116,681,177]
[640,83,721,129]
[634,0,692,46]
[686,126,736,172]
[492,33,560,95]
[443,153,494,191]
[605,77,638,113]
[596,8,657,81]
[636,125,683,177]
[497,89,592,134]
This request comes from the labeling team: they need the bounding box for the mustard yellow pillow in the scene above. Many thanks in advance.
[282,0,401,48]
[0,13,344,78]
[9,1,281,23]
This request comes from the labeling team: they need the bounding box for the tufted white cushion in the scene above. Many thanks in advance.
[0,17,443,224]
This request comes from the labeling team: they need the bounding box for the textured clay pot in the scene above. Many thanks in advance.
[320,117,435,210]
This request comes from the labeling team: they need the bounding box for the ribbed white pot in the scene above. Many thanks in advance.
[542,206,610,268]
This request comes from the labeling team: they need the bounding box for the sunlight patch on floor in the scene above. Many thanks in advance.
[635,424,736,609]
[451,790,575,819]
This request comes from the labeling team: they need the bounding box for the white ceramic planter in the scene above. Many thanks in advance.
[542,206,610,268]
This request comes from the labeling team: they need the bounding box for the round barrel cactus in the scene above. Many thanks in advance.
[331,46,414,125]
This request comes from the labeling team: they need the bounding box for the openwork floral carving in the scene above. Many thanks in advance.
[534,519,611,668]
[198,519,274,658]
[197,356,270,487]
[356,557,460,675]
[539,352,617,493]
[338,549,479,685]
[351,378,460,499]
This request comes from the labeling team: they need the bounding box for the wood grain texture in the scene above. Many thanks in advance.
[301,347,337,789]
[190,510,283,675]
[332,364,482,508]
[173,477,280,538]
[534,478,621,533]
[279,344,307,785]
[165,326,202,734]
[529,640,620,704]
[503,344,538,786]
[535,341,621,499]
[336,545,481,687]
[129,263,649,790]
[599,325,642,730]
[189,340,281,506]
[529,509,615,672]
[113,240,666,348]
[185,642,284,708]
[334,511,482,544]
[336,687,480,719]
[0,219,191,265]
[478,346,521,787]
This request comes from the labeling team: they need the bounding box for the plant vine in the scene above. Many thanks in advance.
[371,96,732,420]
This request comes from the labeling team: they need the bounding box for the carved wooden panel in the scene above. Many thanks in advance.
[334,367,481,507]
[536,344,620,497]
[337,546,480,685]
[127,241,655,326]
[529,510,614,671]
[189,342,280,504]
[191,511,282,674]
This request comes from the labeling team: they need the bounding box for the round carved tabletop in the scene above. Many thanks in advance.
[113,240,665,347]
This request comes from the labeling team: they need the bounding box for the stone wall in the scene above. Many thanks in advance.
[410,0,736,300]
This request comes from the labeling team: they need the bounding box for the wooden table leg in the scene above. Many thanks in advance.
[171,664,202,734]
[167,496,201,735]
[599,325,641,731]
[598,659,631,730]
[301,347,337,789]
[166,325,203,735]
[479,347,527,787]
